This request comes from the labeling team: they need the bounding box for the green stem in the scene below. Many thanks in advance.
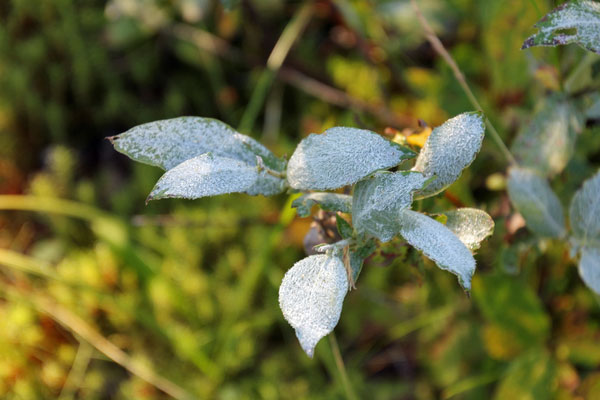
[328,333,358,400]
[410,0,517,166]
[238,2,314,133]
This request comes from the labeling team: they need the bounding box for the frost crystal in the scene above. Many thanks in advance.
[148,153,259,201]
[352,171,426,242]
[413,112,485,199]
[522,0,600,54]
[278,254,349,357]
[287,126,414,191]
[397,210,476,291]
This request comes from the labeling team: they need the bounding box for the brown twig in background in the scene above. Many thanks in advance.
[410,0,517,166]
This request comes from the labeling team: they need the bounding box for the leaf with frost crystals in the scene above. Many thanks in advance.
[511,95,583,177]
[440,208,495,251]
[147,153,262,201]
[569,169,600,249]
[507,167,566,238]
[412,112,485,199]
[522,0,600,54]
[286,126,415,191]
[397,210,476,291]
[278,254,349,357]
[352,171,426,242]
[579,247,600,294]
[292,193,353,217]
[109,117,285,171]
[109,117,287,196]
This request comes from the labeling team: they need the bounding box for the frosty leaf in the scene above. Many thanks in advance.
[511,95,582,177]
[148,153,264,201]
[579,247,600,294]
[278,254,349,357]
[287,127,415,191]
[352,171,426,242]
[440,208,495,251]
[109,116,286,172]
[412,112,485,199]
[569,169,600,248]
[522,0,600,54]
[507,167,566,238]
[292,193,353,217]
[397,210,476,291]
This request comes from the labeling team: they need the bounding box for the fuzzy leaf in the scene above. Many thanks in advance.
[579,247,600,294]
[397,210,476,291]
[352,171,426,242]
[507,167,566,238]
[287,127,415,191]
[110,117,285,171]
[441,208,495,251]
[147,153,268,201]
[412,112,486,199]
[569,169,600,249]
[109,117,287,196]
[278,254,349,357]
[292,193,353,217]
[511,95,582,177]
[522,0,600,54]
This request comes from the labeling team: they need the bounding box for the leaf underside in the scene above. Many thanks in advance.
[412,112,486,199]
[579,247,600,294]
[441,208,495,251]
[507,167,566,238]
[278,254,349,357]
[569,169,600,250]
[522,0,600,54]
[286,126,415,191]
[511,95,582,177]
[397,210,476,291]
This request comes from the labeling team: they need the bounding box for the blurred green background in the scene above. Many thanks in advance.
[1,0,600,399]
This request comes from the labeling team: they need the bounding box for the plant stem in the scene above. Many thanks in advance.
[410,0,517,166]
[328,333,358,400]
[237,2,314,133]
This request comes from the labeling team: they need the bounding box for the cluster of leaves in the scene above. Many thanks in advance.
[508,0,600,295]
[109,111,494,356]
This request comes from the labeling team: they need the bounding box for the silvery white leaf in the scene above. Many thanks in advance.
[507,167,566,238]
[292,193,353,217]
[287,127,415,191]
[569,169,600,248]
[441,208,495,251]
[148,153,260,201]
[110,116,286,171]
[511,95,582,177]
[412,112,485,199]
[397,210,476,291]
[278,254,349,357]
[352,171,426,242]
[579,247,600,294]
[522,0,600,54]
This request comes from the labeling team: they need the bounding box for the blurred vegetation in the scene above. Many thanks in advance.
[1,0,600,399]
